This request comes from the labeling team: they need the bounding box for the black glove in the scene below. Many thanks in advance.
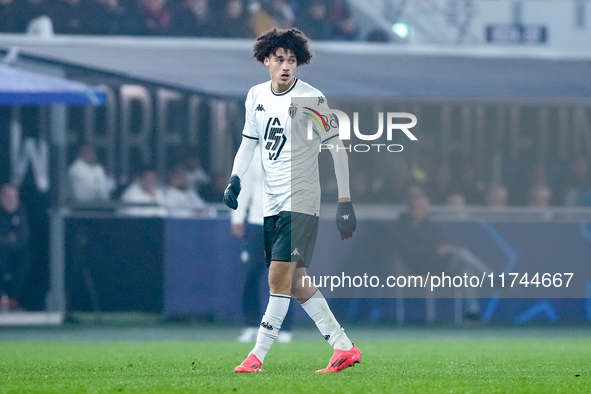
[336,201,356,240]
[223,175,241,210]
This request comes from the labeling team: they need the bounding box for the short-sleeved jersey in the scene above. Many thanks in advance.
[242,78,338,216]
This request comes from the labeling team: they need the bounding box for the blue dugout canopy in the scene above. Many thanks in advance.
[0,63,105,106]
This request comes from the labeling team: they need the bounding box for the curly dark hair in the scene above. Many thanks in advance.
[253,28,312,66]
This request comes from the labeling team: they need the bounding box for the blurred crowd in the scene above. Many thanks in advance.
[65,144,591,212]
[0,0,360,40]
[68,144,215,217]
[341,153,591,208]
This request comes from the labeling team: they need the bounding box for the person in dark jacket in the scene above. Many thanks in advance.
[0,184,31,311]
[392,186,492,320]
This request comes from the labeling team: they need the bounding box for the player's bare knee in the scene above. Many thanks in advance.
[268,261,292,295]
[291,287,310,303]
[291,278,317,302]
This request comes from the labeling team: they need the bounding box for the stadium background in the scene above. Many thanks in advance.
[0,0,590,328]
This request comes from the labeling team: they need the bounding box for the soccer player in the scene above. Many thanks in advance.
[223,27,361,373]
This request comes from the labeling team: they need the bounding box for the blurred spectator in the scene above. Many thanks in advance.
[296,0,333,40]
[391,188,492,320]
[529,184,552,207]
[453,158,486,205]
[248,1,277,36]
[426,165,453,205]
[485,184,508,207]
[68,144,113,203]
[25,15,54,36]
[173,0,216,37]
[406,183,425,201]
[447,192,466,208]
[0,0,18,33]
[446,192,468,219]
[179,150,211,200]
[13,0,49,33]
[138,0,174,35]
[0,184,31,312]
[263,0,295,29]
[387,158,413,203]
[50,0,94,35]
[412,150,435,186]
[163,166,208,217]
[89,0,143,35]
[215,0,253,38]
[511,162,550,205]
[326,0,358,40]
[120,165,166,216]
[559,155,591,206]
[0,0,362,39]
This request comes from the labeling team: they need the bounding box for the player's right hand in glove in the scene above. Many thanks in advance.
[336,201,356,240]
[223,175,241,210]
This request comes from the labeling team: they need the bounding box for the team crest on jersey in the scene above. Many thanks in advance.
[289,103,297,119]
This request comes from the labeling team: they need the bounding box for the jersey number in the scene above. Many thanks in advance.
[264,117,287,160]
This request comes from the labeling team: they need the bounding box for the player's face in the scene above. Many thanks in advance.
[264,48,297,93]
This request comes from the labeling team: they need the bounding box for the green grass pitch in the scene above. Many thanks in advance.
[1,338,590,393]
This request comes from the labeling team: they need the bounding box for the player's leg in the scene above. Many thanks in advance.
[238,224,265,342]
[235,260,294,373]
[235,213,295,373]
[277,299,295,343]
[268,257,296,343]
[289,212,361,372]
[250,260,294,353]
[243,222,295,342]
[292,267,352,349]
[292,268,361,372]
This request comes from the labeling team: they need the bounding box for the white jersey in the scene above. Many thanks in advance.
[242,79,339,216]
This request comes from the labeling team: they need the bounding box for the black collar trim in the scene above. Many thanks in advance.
[271,78,298,96]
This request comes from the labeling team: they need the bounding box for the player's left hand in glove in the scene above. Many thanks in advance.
[336,201,356,240]
[223,175,241,210]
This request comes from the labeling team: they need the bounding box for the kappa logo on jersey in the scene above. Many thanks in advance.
[317,96,325,106]
[341,214,350,220]
[264,117,287,160]
[291,248,300,256]
[261,322,273,330]
[255,104,265,112]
